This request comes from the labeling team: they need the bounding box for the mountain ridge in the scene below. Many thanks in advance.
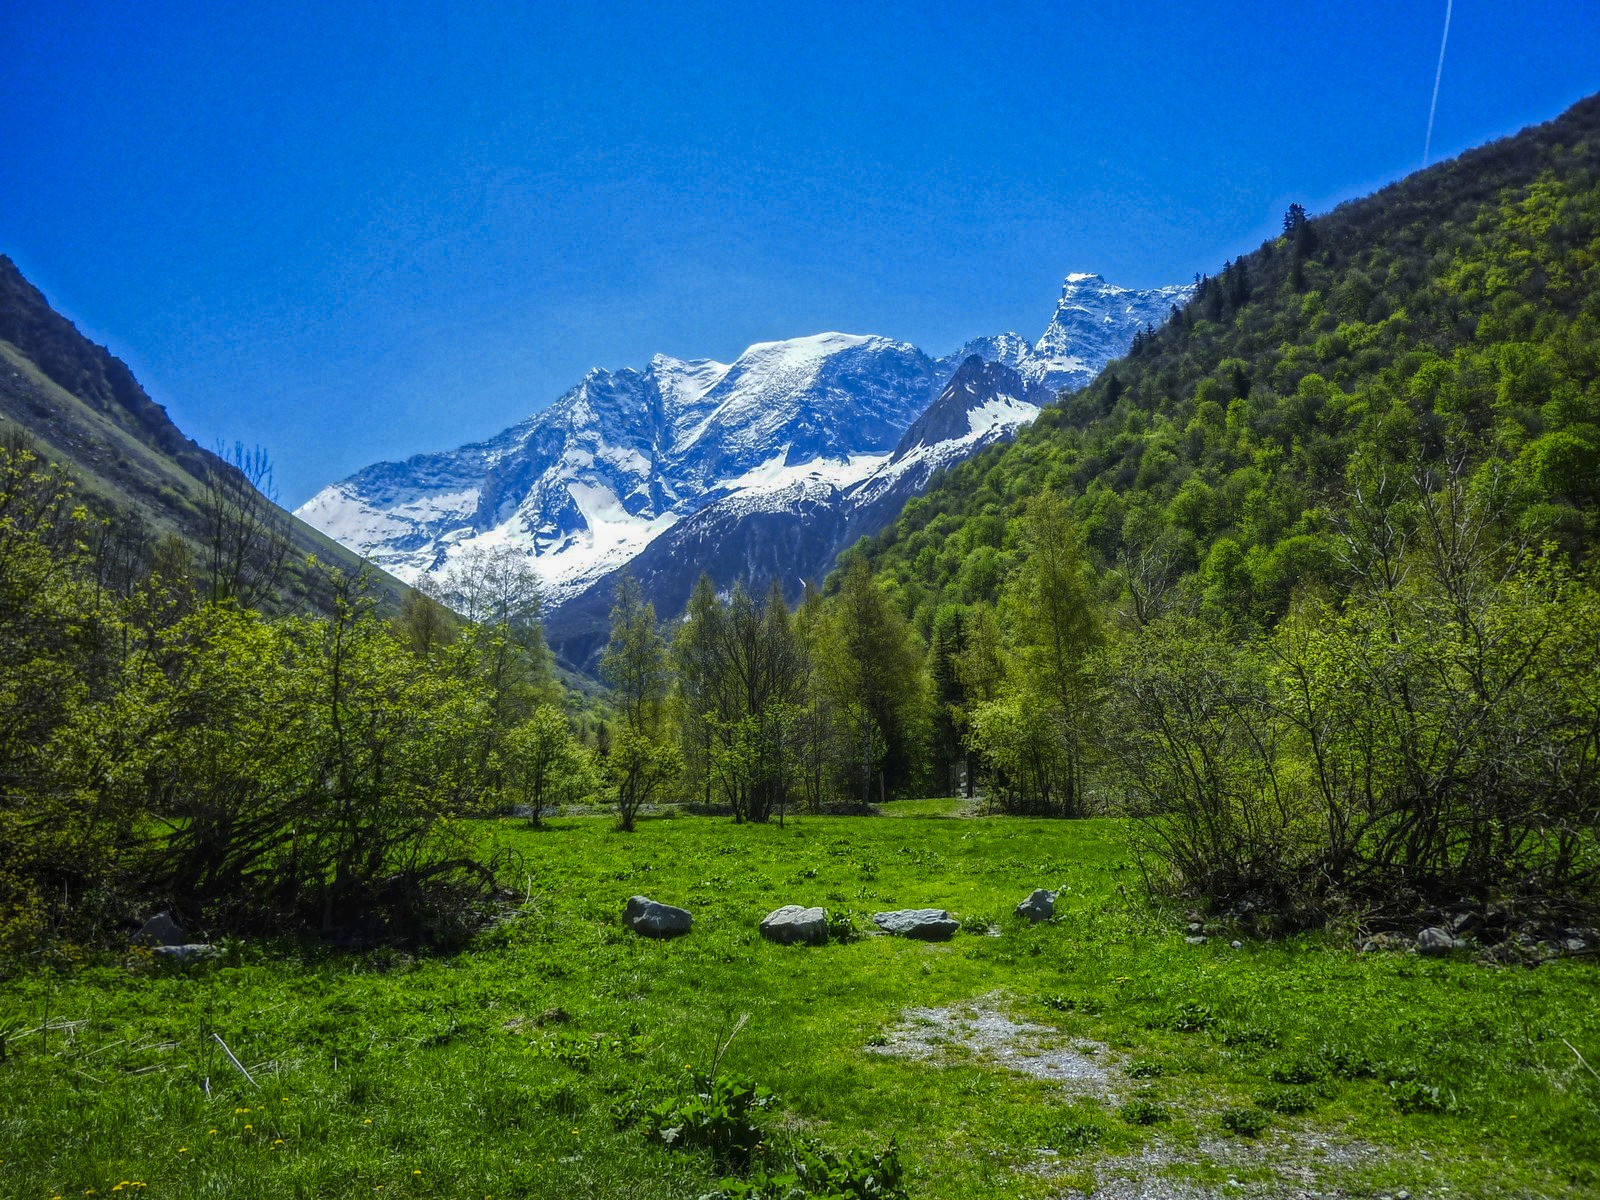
[0,254,407,609]
[297,272,1192,666]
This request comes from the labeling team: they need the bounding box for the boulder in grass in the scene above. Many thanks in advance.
[760,905,829,946]
[132,911,186,947]
[623,895,693,939]
[871,908,959,941]
[1416,926,1455,956]
[1014,889,1056,924]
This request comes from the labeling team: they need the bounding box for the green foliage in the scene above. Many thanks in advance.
[834,96,1600,921]
[0,432,576,951]
[601,574,679,831]
[0,434,131,948]
[814,558,928,806]
[1220,1107,1271,1138]
[673,577,809,822]
[500,704,594,825]
[1119,1097,1169,1125]
[720,1141,908,1200]
[1255,1085,1318,1115]
[640,1073,772,1170]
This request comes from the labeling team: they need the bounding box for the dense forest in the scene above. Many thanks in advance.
[840,94,1600,921]
[6,95,1600,958]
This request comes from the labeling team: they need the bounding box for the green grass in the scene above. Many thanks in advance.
[2,813,1597,1198]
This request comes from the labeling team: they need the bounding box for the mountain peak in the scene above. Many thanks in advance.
[297,268,1189,661]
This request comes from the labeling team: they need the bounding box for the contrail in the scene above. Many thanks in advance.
[1423,0,1454,167]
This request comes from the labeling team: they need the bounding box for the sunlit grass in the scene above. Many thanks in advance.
[2,812,1596,1198]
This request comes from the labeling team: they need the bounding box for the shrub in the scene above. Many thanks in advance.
[1120,1098,1169,1125]
[641,1074,773,1171]
[1163,1001,1216,1032]
[1221,1108,1270,1137]
[720,1141,908,1200]
[1255,1085,1317,1114]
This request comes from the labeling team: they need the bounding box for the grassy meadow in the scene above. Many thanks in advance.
[2,806,1597,1199]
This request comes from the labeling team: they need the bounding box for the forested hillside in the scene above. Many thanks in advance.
[0,255,407,611]
[845,93,1600,921]
[857,94,1600,630]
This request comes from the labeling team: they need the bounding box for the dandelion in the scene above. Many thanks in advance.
[234,1107,249,1114]
[178,1146,188,1153]
[273,1138,285,1146]
[414,1170,422,1175]
[209,1129,218,1135]
[363,1118,373,1125]
[244,1124,253,1131]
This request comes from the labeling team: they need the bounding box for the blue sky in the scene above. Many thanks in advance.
[4,1,1597,505]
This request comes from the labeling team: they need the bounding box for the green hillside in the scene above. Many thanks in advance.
[0,255,408,610]
[854,93,1600,633]
[842,93,1600,920]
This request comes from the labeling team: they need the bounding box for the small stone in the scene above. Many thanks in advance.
[1014,889,1056,923]
[1185,935,1207,946]
[132,911,186,947]
[871,908,959,941]
[1187,921,1204,933]
[760,905,828,946]
[622,895,693,938]
[1564,937,1589,954]
[1416,926,1454,955]
[1448,911,1480,935]
[1230,940,1243,950]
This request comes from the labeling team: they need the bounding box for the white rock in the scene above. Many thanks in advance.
[132,911,186,947]
[1014,889,1056,923]
[1416,926,1455,956]
[151,943,217,963]
[759,905,828,946]
[872,908,959,941]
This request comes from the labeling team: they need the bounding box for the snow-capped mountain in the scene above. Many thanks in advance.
[535,355,1052,668]
[298,331,937,606]
[1027,273,1192,392]
[296,272,1190,667]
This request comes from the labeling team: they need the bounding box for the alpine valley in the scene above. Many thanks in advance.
[297,273,1190,667]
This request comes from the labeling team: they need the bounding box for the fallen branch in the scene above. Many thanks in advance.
[212,1032,259,1089]
[1563,1037,1600,1086]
